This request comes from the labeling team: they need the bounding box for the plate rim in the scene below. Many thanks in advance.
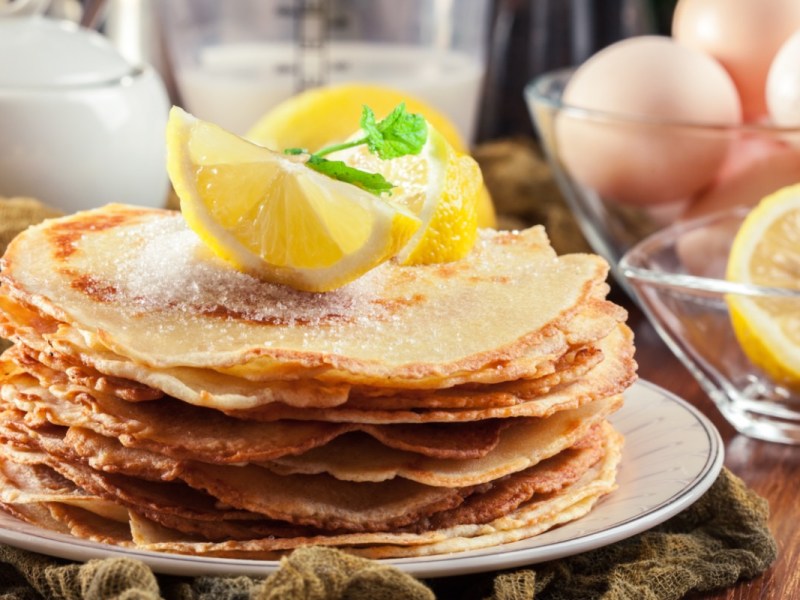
[0,378,724,578]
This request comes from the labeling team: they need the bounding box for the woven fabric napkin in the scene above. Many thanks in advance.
[0,198,777,599]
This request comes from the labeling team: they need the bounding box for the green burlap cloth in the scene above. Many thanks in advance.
[0,199,778,599]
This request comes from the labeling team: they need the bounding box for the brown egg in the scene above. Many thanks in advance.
[557,36,741,206]
[673,0,800,121]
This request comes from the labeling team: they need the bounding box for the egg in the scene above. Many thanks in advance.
[673,0,800,121]
[557,36,741,206]
[767,28,800,131]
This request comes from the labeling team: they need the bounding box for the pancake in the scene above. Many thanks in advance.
[408,424,608,531]
[0,289,620,407]
[43,503,134,546]
[261,396,622,484]
[2,310,604,412]
[0,296,352,409]
[346,345,604,408]
[222,324,636,424]
[0,205,625,388]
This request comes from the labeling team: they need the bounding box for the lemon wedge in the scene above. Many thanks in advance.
[245,83,496,229]
[328,125,483,264]
[166,106,421,292]
[727,183,800,387]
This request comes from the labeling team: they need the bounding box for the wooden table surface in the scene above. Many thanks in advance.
[624,295,799,600]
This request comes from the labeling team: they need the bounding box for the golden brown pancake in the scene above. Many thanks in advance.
[0,289,621,407]
[2,312,605,413]
[222,324,635,424]
[0,205,625,388]
[261,396,622,485]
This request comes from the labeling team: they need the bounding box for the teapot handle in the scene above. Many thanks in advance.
[0,0,51,17]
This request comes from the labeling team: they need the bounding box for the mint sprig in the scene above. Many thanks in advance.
[284,103,428,196]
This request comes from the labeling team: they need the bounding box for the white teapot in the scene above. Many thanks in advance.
[0,0,170,213]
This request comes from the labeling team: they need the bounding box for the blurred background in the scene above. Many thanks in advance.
[53,0,676,143]
[8,0,676,250]
[61,0,678,250]
[478,0,676,141]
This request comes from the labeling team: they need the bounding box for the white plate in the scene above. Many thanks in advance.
[0,379,723,578]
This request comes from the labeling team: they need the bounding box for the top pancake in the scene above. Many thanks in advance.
[0,205,625,387]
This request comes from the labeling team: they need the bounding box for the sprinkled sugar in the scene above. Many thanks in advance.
[103,214,388,325]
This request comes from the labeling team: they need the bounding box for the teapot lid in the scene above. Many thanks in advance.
[0,16,133,87]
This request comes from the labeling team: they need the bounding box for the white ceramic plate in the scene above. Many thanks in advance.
[0,380,723,578]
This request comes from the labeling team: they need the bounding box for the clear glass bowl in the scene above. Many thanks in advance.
[524,68,800,292]
[620,208,800,445]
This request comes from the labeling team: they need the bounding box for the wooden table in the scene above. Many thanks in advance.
[625,297,799,600]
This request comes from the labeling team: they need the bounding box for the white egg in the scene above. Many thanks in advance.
[557,36,741,206]
[767,28,800,130]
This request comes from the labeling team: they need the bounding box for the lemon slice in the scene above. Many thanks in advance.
[245,83,496,229]
[166,106,421,292]
[328,126,483,264]
[726,183,800,387]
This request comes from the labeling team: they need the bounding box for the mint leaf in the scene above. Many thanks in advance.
[361,103,427,159]
[285,102,427,196]
[306,155,394,195]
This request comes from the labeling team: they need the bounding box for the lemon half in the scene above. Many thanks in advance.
[727,183,800,387]
[166,106,420,292]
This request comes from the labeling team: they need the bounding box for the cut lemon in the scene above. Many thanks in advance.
[245,83,496,229]
[726,183,800,387]
[166,106,421,292]
[328,125,482,264]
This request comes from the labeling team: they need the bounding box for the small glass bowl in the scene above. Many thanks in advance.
[620,208,800,445]
[525,68,800,291]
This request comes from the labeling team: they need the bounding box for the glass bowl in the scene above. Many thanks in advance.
[620,208,800,445]
[524,68,800,291]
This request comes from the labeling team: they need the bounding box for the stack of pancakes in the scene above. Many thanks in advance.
[0,205,636,559]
